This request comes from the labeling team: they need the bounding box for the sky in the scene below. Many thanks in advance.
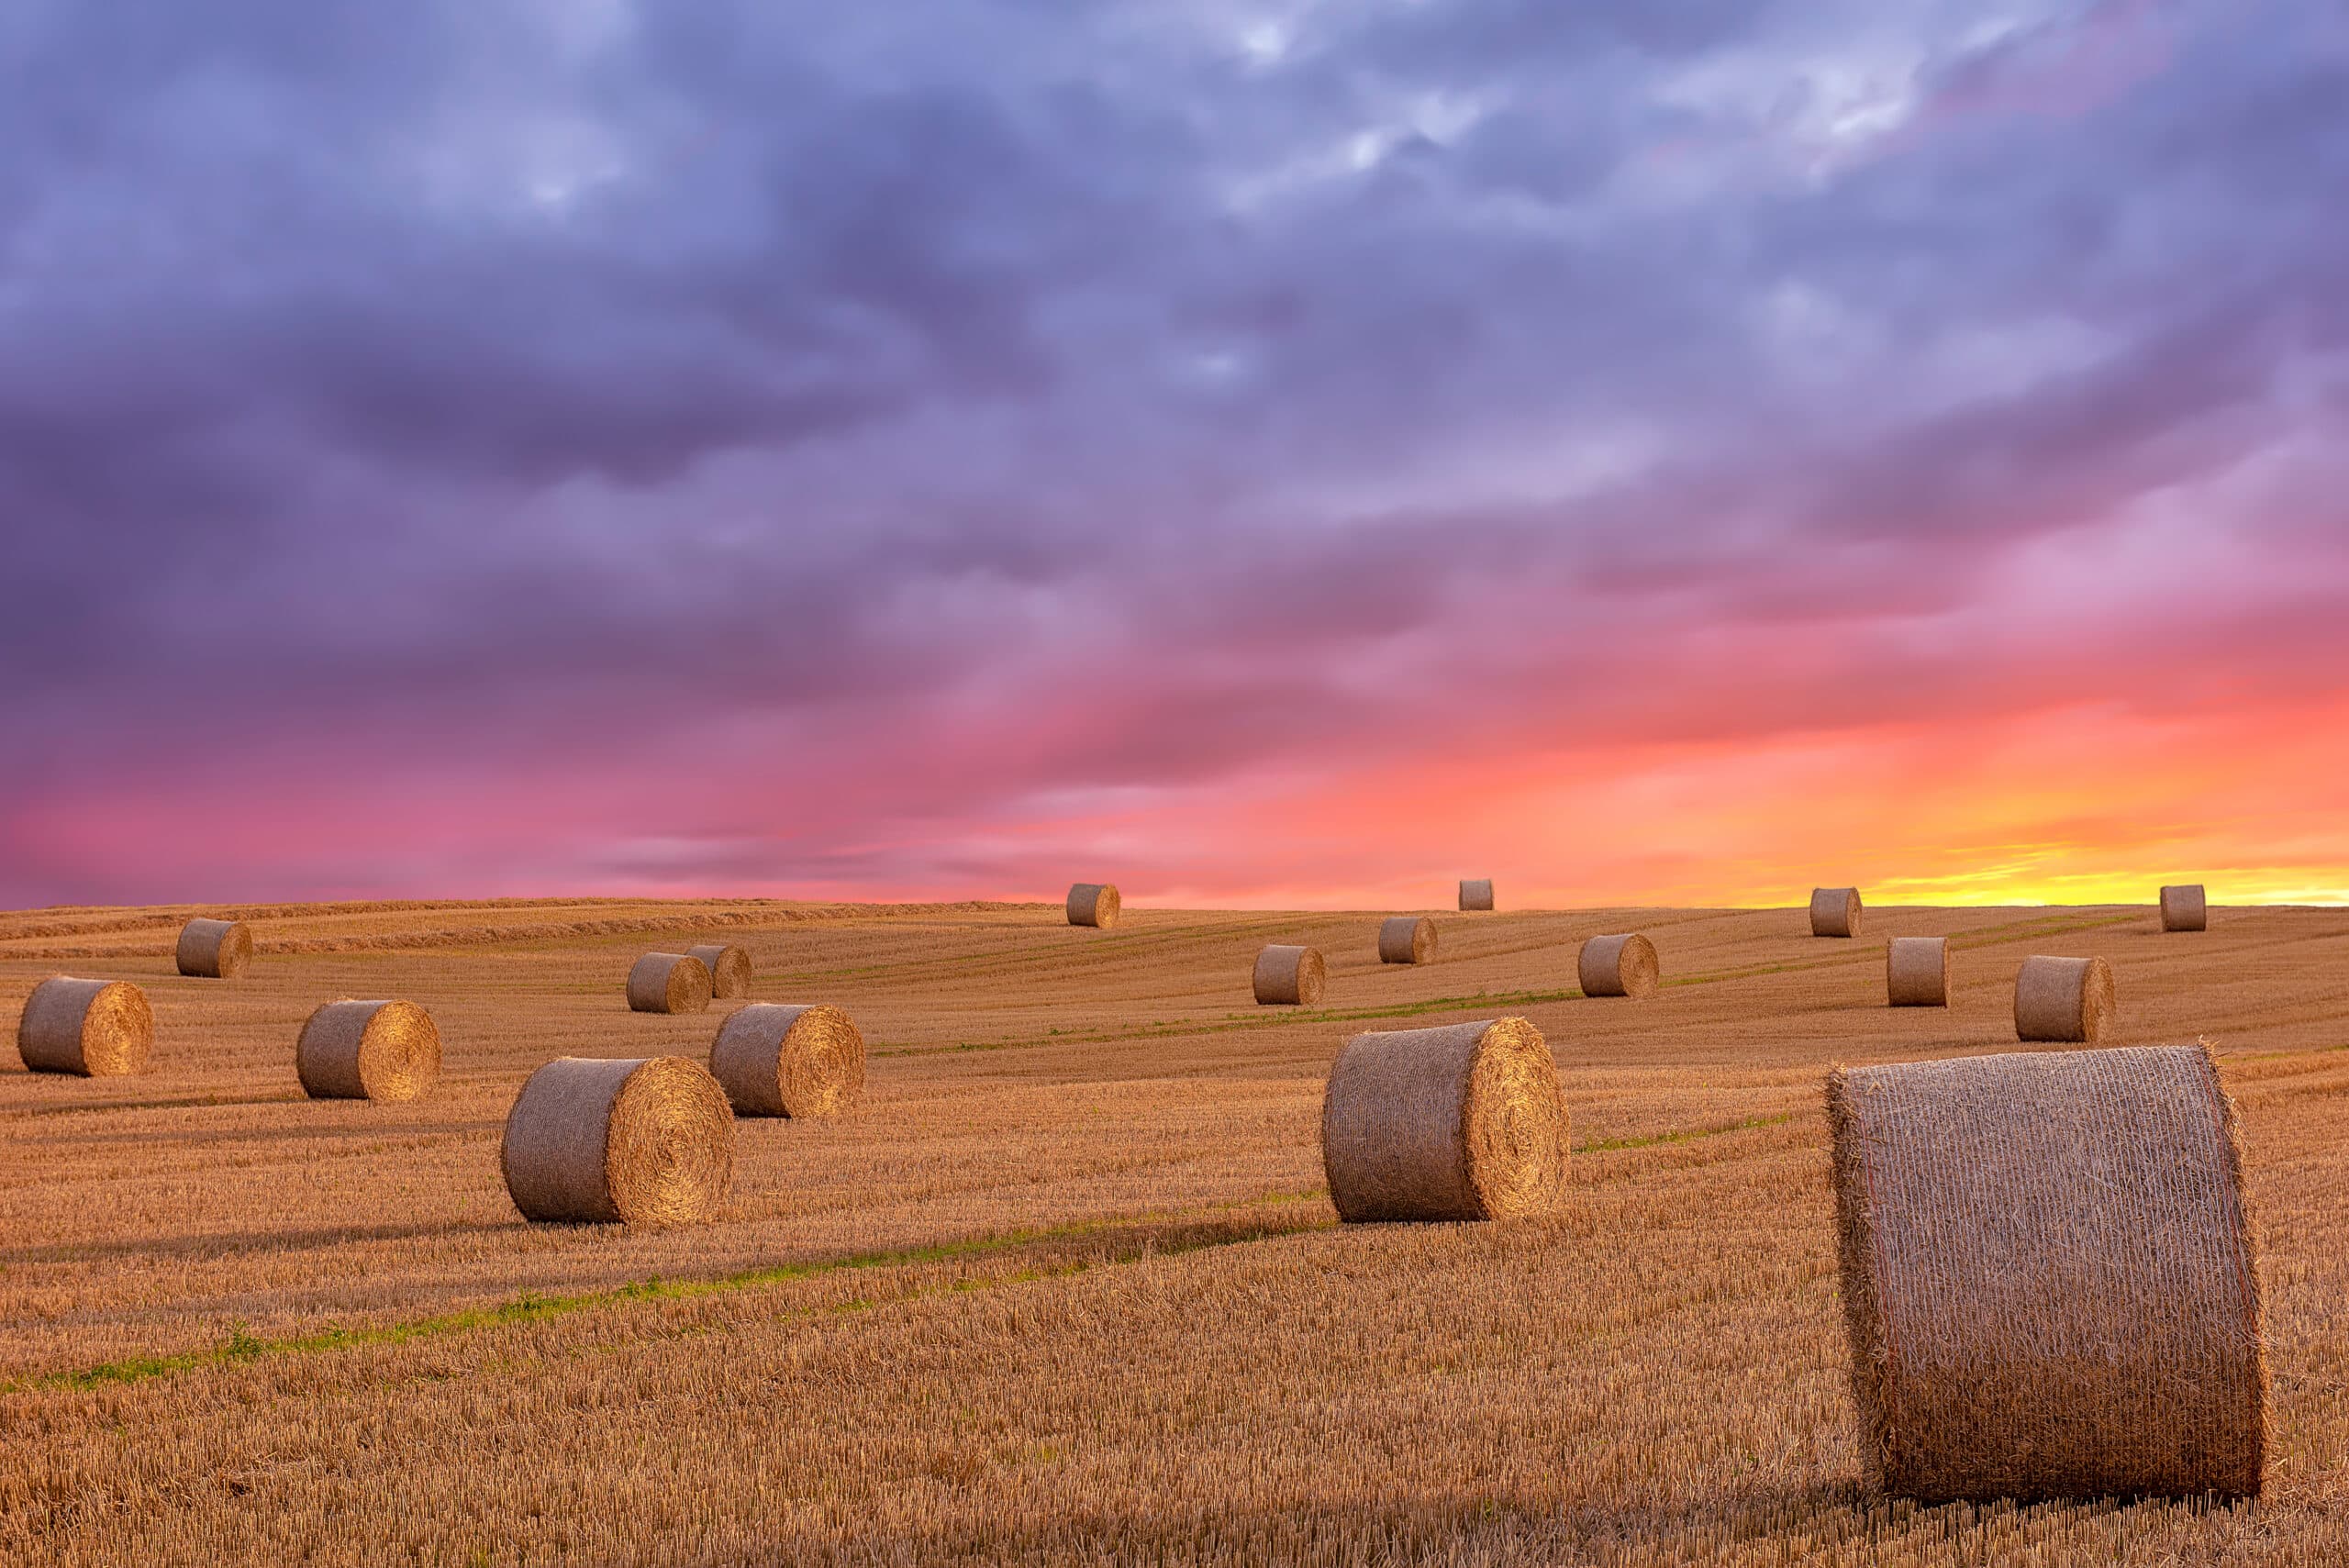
[3,0,2346,912]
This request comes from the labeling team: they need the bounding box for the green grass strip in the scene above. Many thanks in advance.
[1575,1112,1797,1153]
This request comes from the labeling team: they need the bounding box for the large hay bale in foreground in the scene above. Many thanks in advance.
[1809,888,1863,939]
[2014,954,2114,1043]
[175,917,252,978]
[1886,937,1951,1007]
[17,978,153,1077]
[2162,884,2209,933]
[1377,916,1437,965]
[1827,1043,2265,1501]
[1458,879,1495,912]
[1321,1018,1567,1222]
[709,1003,865,1118]
[686,943,754,999]
[501,1055,734,1225]
[1577,933,1658,999]
[296,1000,441,1102]
[1066,884,1120,929]
[1252,944,1326,1006]
[628,952,712,1015]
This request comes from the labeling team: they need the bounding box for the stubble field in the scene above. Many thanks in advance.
[3,896,2347,1565]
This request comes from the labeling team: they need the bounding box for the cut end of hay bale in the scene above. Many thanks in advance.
[17,977,153,1077]
[1886,937,1951,1008]
[1320,1017,1567,1223]
[501,1055,734,1226]
[1576,933,1658,999]
[1066,883,1121,928]
[709,1002,866,1118]
[296,999,441,1102]
[2161,884,2210,933]
[1827,1043,2265,1501]
[627,952,713,1015]
[1252,944,1326,1006]
[1376,916,1438,965]
[1809,888,1863,939]
[174,917,252,978]
[1458,879,1495,912]
[685,943,754,999]
[2014,954,2114,1043]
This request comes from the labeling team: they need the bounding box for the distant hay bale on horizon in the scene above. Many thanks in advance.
[1809,888,1863,939]
[1887,937,1951,1007]
[2162,884,2210,932]
[1252,944,1325,1006]
[17,977,152,1077]
[501,1055,734,1226]
[296,999,440,1102]
[1322,1018,1567,1223]
[1458,879,1495,912]
[175,917,252,978]
[1827,1044,2265,1501]
[1377,916,1437,965]
[2014,954,2114,1043]
[628,952,712,1015]
[1577,933,1658,999]
[709,1002,865,1118]
[1066,884,1121,929]
[686,943,753,999]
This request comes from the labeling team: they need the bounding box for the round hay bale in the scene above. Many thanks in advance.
[1377,916,1437,965]
[628,952,712,1015]
[1887,937,1951,1008]
[1576,933,1658,999]
[501,1055,734,1225]
[1321,1018,1567,1223]
[1827,1043,2265,1501]
[2161,884,2209,933]
[685,943,754,999]
[1458,879,1495,912]
[2014,954,2114,1043]
[1809,888,1863,939]
[1066,883,1121,928]
[175,917,252,978]
[709,1003,865,1118]
[295,999,441,1102]
[17,977,152,1076]
[1252,944,1326,1006]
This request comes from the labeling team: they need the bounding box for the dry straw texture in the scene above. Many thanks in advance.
[174,917,252,978]
[685,943,754,998]
[1321,1017,1568,1223]
[1377,915,1438,965]
[2163,884,2210,932]
[1250,944,1325,1006]
[1458,879,1495,911]
[1065,884,1121,928]
[16,976,152,1076]
[627,952,712,1014]
[1809,888,1864,939]
[1827,1043,2266,1501]
[501,1055,734,1225]
[1886,937,1951,1007]
[1577,933,1658,999]
[708,1002,866,1118]
[295,1000,441,1102]
[2015,954,2115,1043]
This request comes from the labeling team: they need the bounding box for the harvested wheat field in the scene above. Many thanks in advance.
[5,896,2349,1565]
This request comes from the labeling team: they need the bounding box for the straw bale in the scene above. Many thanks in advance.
[175,917,252,978]
[1577,933,1658,999]
[296,999,440,1102]
[2015,954,2114,1043]
[709,1002,865,1118]
[2161,884,2209,933]
[1320,1018,1568,1222]
[686,943,754,998]
[628,952,712,1014]
[1252,944,1326,1006]
[1887,937,1951,1007]
[501,1055,734,1225]
[1066,884,1121,929]
[1377,916,1437,965]
[1809,888,1863,939]
[17,977,152,1076]
[1458,879,1495,912]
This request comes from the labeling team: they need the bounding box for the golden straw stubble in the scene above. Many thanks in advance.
[1577,934,1658,999]
[628,952,712,1014]
[1458,879,1495,912]
[2014,955,2114,1043]
[175,917,252,978]
[295,999,441,1102]
[17,977,153,1076]
[2162,884,2209,932]
[1066,884,1120,928]
[685,943,753,999]
[1809,888,1864,939]
[1252,944,1325,1006]
[708,1003,865,1118]
[1376,916,1437,964]
[501,1056,734,1226]
[1321,1018,1568,1223]
[1887,937,1951,1007]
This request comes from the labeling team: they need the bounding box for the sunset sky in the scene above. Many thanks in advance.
[5,0,2346,911]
